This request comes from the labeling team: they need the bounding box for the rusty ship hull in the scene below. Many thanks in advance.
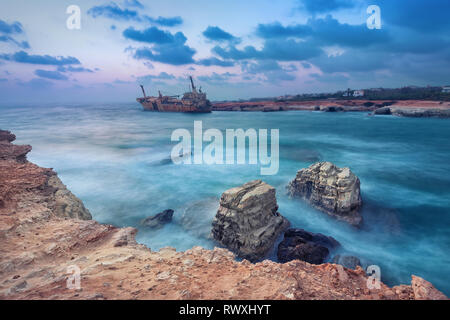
[137,77,212,113]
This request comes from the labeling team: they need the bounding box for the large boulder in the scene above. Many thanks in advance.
[277,228,340,264]
[288,162,363,226]
[211,180,290,262]
[141,209,174,229]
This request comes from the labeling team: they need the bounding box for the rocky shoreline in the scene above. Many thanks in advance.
[0,129,447,300]
[212,100,450,118]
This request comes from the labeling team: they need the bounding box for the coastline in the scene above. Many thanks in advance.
[0,129,447,300]
[212,99,450,117]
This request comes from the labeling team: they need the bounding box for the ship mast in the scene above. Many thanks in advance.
[140,85,147,98]
[189,76,197,93]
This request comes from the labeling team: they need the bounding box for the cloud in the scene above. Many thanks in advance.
[134,44,196,65]
[298,0,355,14]
[0,35,30,49]
[202,26,240,43]
[34,69,68,80]
[88,3,139,21]
[256,16,390,48]
[0,20,24,34]
[256,22,311,39]
[88,2,182,27]
[137,72,176,83]
[241,60,297,82]
[213,38,322,61]
[376,0,450,33]
[197,72,236,83]
[0,51,80,65]
[307,15,390,48]
[145,16,183,27]
[123,0,144,8]
[196,57,234,67]
[123,26,177,44]
[127,28,196,65]
[0,78,7,82]
[57,66,94,73]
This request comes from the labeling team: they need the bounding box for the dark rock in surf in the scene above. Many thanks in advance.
[141,209,174,229]
[277,228,340,264]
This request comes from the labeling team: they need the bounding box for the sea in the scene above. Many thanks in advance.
[1,102,449,295]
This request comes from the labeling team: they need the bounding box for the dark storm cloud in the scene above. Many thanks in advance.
[0,51,80,65]
[202,26,240,43]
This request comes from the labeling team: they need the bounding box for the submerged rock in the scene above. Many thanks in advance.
[211,180,290,262]
[141,209,174,229]
[277,228,340,264]
[288,162,363,226]
[332,255,362,270]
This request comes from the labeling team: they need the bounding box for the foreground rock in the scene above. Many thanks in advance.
[0,129,447,300]
[141,209,174,229]
[332,255,362,270]
[278,229,340,264]
[288,162,363,226]
[211,180,290,262]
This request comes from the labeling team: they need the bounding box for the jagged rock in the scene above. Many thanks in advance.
[288,162,363,226]
[0,130,16,142]
[277,228,340,264]
[47,175,92,220]
[332,255,362,270]
[211,180,290,262]
[411,276,448,300]
[141,209,174,229]
[0,129,32,163]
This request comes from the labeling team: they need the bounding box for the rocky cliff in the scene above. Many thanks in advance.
[0,130,446,300]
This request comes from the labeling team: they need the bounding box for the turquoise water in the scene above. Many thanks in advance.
[1,103,449,295]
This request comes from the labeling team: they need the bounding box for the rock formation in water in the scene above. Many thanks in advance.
[278,229,340,264]
[288,162,363,226]
[332,255,362,270]
[373,106,450,118]
[141,209,174,229]
[0,129,447,300]
[211,180,290,262]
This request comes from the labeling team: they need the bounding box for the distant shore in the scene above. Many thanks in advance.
[212,99,450,117]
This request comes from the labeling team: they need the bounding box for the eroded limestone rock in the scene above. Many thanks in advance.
[288,162,362,226]
[211,180,289,262]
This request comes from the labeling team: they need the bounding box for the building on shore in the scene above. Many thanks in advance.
[442,86,450,93]
[353,90,365,97]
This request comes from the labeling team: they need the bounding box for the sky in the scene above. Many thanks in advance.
[0,0,449,104]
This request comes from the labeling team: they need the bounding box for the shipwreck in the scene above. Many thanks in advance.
[137,76,212,113]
